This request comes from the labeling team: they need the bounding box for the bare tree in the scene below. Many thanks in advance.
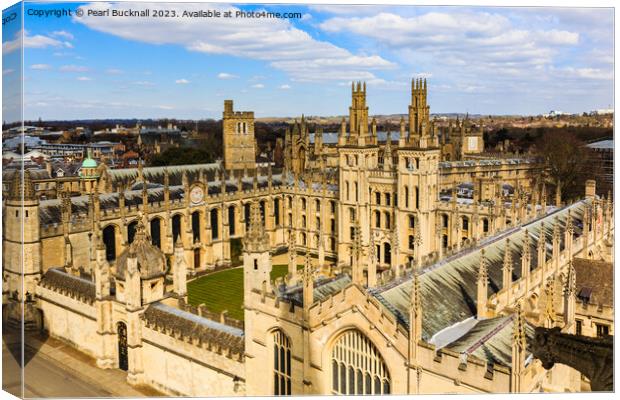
[535,130,600,201]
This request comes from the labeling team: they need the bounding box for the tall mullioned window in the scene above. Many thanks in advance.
[331,330,390,395]
[273,330,292,395]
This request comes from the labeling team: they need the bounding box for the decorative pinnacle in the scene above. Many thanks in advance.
[243,202,269,252]
[411,272,421,313]
[513,301,526,349]
[478,249,488,281]
[503,239,513,271]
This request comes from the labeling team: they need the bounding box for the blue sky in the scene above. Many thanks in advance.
[2,2,614,122]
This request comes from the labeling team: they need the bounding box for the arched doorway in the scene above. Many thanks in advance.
[330,330,390,394]
[117,322,128,371]
[103,225,116,261]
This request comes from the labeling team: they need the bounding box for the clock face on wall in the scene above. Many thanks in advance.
[189,185,204,204]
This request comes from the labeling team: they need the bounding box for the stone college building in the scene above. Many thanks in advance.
[2,80,614,395]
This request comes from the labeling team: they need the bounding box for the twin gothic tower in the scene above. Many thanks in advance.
[337,78,441,277]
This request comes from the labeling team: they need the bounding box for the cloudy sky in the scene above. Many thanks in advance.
[2,2,614,122]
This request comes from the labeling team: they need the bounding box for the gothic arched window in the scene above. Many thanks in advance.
[331,330,390,395]
[273,330,291,395]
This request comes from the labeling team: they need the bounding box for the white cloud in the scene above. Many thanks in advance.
[51,30,74,40]
[60,65,89,72]
[3,30,72,54]
[175,78,190,84]
[105,68,123,74]
[279,84,291,89]
[319,11,580,69]
[217,72,238,80]
[30,64,52,70]
[156,105,174,110]
[3,69,15,75]
[560,67,613,81]
[74,2,394,82]
[252,83,265,89]
[132,81,155,86]
[77,76,92,81]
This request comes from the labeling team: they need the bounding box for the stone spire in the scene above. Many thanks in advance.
[543,277,556,328]
[552,218,561,270]
[502,239,513,300]
[23,169,36,200]
[288,229,298,280]
[563,260,576,329]
[173,238,188,297]
[537,222,546,269]
[521,229,531,283]
[338,117,347,146]
[511,301,526,392]
[243,202,269,253]
[541,181,547,214]
[409,271,422,345]
[565,209,574,254]
[302,246,314,308]
[351,220,364,284]
[383,131,393,169]
[477,249,488,319]
[10,169,36,201]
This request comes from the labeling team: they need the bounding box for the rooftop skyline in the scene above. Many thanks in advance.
[2,2,614,122]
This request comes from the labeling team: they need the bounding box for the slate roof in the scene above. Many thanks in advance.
[374,199,589,341]
[573,258,613,307]
[39,267,96,303]
[444,315,535,367]
[3,168,51,181]
[142,302,244,358]
[276,274,352,306]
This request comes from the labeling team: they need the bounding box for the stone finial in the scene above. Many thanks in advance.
[543,277,556,327]
[512,302,526,350]
[563,260,576,298]
[478,249,488,282]
[565,210,574,234]
[243,202,269,252]
[302,247,314,308]
[410,271,421,313]
[163,167,169,188]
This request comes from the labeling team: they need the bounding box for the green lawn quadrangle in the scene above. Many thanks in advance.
[187,265,296,321]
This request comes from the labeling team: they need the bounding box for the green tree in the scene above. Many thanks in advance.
[149,146,215,166]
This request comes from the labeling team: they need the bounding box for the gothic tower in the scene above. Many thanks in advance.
[223,100,257,170]
[338,81,378,271]
[3,170,41,327]
[408,78,430,140]
[349,81,369,142]
[397,78,440,262]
